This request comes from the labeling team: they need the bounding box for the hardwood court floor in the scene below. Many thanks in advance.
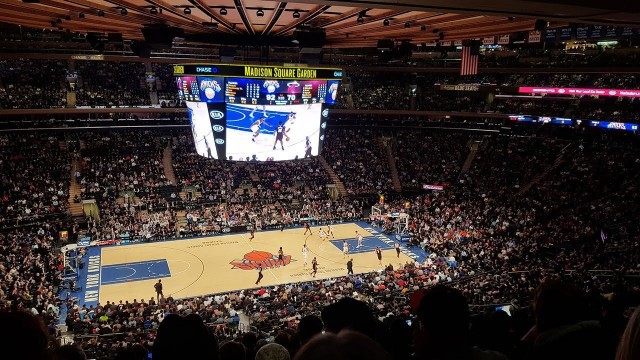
[96,223,413,304]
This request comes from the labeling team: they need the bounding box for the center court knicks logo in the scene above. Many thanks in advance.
[230,250,292,270]
[209,110,224,120]
[212,125,224,132]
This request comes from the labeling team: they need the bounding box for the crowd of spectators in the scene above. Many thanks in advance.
[75,61,150,107]
[0,59,67,109]
[322,127,394,195]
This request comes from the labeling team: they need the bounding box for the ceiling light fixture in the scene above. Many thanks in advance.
[184,6,191,15]
[220,7,227,15]
[421,25,427,31]
[292,10,300,19]
[383,18,389,26]
[150,6,158,15]
[404,22,410,28]
[256,9,264,17]
[120,8,127,16]
[97,10,104,17]
[79,13,85,19]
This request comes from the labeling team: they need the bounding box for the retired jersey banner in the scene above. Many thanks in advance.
[454,40,463,46]
[498,35,510,44]
[483,36,495,45]
[528,31,541,43]
[440,40,452,46]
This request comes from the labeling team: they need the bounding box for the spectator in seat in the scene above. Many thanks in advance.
[615,306,640,360]
[520,279,615,360]
[413,284,507,360]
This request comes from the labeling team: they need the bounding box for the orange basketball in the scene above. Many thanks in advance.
[244,251,273,261]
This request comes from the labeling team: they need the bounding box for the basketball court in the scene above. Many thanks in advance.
[75,222,422,307]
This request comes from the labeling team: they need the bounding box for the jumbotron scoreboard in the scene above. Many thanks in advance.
[174,63,342,162]
[173,63,342,105]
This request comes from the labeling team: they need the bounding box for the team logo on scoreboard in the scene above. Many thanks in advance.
[212,125,225,132]
[215,138,225,145]
[230,250,292,270]
[209,110,225,120]
[322,109,329,118]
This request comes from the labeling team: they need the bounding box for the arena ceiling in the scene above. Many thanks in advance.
[1,0,639,48]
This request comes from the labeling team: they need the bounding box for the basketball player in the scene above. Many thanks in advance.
[319,227,328,241]
[303,222,312,236]
[356,231,363,248]
[302,243,309,267]
[310,257,318,277]
[342,239,349,257]
[255,266,263,285]
[249,227,255,241]
[347,258,354,275]
[328,224,335,239]
[249,105,267,119]
[273,121,289,151]
[395,241,401,258]
[278,247,285,266]
[304,136,312,158]
[375,246,382,267]
[250,117,270,142]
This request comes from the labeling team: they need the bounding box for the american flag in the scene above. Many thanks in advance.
[460,45,479,76]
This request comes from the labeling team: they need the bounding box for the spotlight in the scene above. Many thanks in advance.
[79,13,84,19]
[404,22,410,28]
[150,7,157,15]
[256,9,264,17]
[383,18,389,26]
[97,10,104,17]
[292,10,300,19]
[421,25,426,31]
[120,8,127,16]
[184,6,191,15]
[357,15,363,24]
[220,7,227,15]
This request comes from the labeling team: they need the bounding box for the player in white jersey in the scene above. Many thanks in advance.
[342,239,349,257]
[356,231,363,248]
[319,227,328,241]
[328,225,335,239]
[302,243,309,267]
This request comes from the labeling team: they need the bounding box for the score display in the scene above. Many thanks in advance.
[224,78,330,105]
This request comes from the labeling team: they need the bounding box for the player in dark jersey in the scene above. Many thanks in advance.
[273,121,289,150]
[310,257,318,277]
[304,222,312,236]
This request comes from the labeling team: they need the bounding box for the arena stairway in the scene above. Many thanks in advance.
[380,138,402,192]
[68,157,85,218]
[460,140,481,176]
[162,146,177,185]
[318,155,347,197]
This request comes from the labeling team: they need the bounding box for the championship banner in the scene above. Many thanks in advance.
[528,31,541,43]
[440,40,452,46]
[454,40,463,46]
[483,36,495,45]
[497,35,510,45]
[425,41,437,46]
[575,26,590,40]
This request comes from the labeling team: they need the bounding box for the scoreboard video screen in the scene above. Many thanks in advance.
[174,63,342,161]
